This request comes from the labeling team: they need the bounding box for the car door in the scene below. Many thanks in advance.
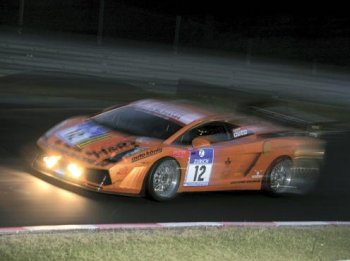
[173,121,237,189]
[210,135,264,189]
[174,122,263,190]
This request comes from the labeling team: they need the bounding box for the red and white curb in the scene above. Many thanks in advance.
[1,221,350,235]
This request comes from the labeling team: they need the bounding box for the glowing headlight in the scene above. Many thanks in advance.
[67,163,84,179]
[43,156,61,169]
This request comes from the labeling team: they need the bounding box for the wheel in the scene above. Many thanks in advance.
[147,158,181,201]
[264,157,320,195]
[264,157,293,195]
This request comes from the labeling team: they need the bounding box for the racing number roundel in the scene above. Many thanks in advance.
[184,148,214,186]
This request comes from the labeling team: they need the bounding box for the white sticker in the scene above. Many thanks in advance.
[184,148,214,186]
[132,99,204,124]
[251,171,263,179]
[233,127,253,139]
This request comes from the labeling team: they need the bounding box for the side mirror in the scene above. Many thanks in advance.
[192,136,211,148]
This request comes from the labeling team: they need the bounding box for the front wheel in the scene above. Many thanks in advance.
[147,158,181,201]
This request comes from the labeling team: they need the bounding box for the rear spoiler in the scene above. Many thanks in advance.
[242,102,348,138]
[249,105,334,129]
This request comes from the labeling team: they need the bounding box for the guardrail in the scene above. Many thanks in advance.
[0,34,350,105]
[0,39,236,85]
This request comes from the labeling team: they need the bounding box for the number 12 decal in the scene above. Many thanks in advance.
[193,165,206,181]
[184,148,214,186]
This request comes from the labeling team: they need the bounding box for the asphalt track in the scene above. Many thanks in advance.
[0,97,350,227]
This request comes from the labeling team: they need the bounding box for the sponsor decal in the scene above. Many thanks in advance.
[132,100,203,124]
[85,141,138,159]
[184,148,214,186]
[230,180,260,184]
[251,170,263,179]
[96,161,113,167]
[172,149,188,158]
[131,148,162,162]
[44,142,97,165]
[232,128,253,139]
[60,141,82,152]
[56,122,111,148]
[135,137,152,144]
[198,149,205,158]
[43,140,138,167]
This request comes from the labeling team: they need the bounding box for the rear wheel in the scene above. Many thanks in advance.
[264,157,320,195]
[147,158,180,201]
[265,157,293,195]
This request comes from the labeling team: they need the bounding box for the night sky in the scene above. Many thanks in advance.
[1,0,349,34]
[0,0,349,64]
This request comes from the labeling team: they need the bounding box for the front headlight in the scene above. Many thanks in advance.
[67,163,84,179]
[43,155,61,169]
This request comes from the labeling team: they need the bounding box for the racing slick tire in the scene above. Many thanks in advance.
[264,157,293,195]
[264,157,320,195]
[147,158,181,201]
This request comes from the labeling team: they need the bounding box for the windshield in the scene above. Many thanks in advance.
[93,106,183,140]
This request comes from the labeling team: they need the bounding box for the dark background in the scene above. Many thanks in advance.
[1,1,349,65]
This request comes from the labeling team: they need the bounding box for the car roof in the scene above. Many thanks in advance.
[128,99,292,135]
[129,99,216,125]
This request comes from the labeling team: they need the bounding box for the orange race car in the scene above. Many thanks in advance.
[33,99,325,201]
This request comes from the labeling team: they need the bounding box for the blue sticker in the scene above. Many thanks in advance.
[184,148,214,186]
[57,121,110,146]
[189,149,214,164]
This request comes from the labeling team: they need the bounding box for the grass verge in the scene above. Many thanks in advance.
[0,226,350,261]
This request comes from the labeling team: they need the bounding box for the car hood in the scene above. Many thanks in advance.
[40,117,162,164]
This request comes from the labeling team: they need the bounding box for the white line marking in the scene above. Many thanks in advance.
[1,221,350,235]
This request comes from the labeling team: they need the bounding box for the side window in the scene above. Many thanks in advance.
[175,122,234,145]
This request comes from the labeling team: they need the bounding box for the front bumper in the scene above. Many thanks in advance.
[32,152,117,194]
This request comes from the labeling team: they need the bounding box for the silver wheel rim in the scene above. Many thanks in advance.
[270,159,292,193]
[152,160,179,198]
